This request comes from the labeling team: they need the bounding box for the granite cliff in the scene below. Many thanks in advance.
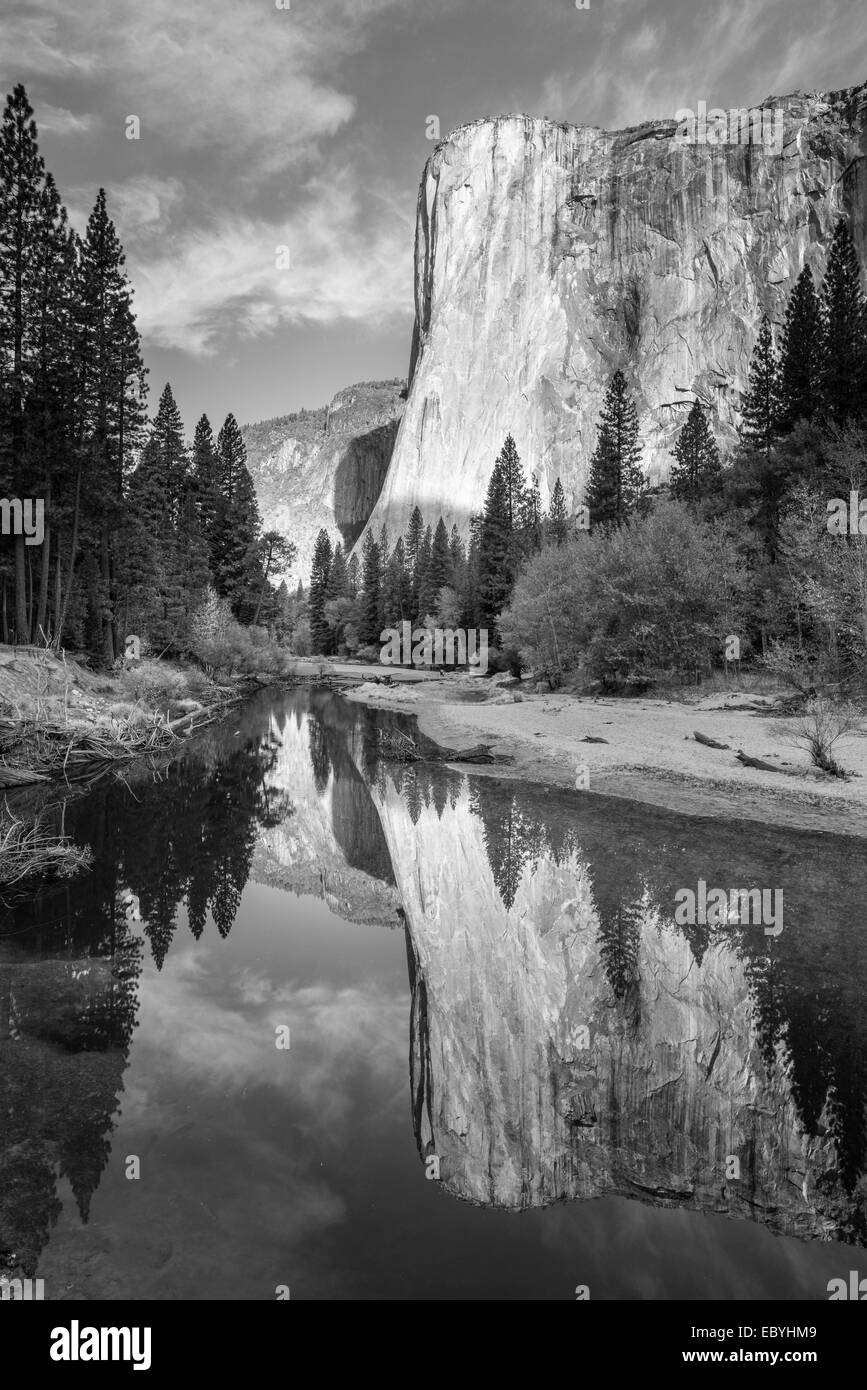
[360,82,867,544]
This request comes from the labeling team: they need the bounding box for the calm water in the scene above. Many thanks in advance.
[1,687,865,1300]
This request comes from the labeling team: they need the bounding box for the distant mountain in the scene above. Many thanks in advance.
[243,379,405,585]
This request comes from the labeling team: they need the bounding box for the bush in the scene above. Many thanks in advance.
[786,697,861,776]
[500,499,748,689]
[119,660,189,707]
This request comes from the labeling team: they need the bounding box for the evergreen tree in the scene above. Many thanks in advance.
[359,529,382,645]
[377,523,391,575]
[584,371,644,528]
[125,382,189,647]
[22,171,77,643]
[347,550,360,598]
[420,516,450,618]
[669,401,721,503]
[0,84,45,641]
[253,530,295,625]
[477,455,512,633]
[405,505,424,612]
[413,524,432,624]
[74,187,147,658]
[461,512,482,628]
[309,528,332,653]
[498,434,527,530]
[548,477,568,545]
[191,414,220,543]
[779,267,823,430]
[326,541,349,601]
[520,472,544,555]
[740,314,783,460]
[821,219,867,425]
[212,413,261,618]
[382,535,411,626]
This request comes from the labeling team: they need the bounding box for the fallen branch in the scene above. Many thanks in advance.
[735,750,785,772]
[693,731,730,750]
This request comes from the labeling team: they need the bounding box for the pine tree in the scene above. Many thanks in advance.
[125,382,189,647]
[309,528,332,653]
[326,541,349,601]
[520,471,543,554]
[22,171,77,643]
[740,315,783,460]
[779,267,823,430]
[377,524,390,575]
[420,516,450,619]
[252,530,294,625]
[192,414,220,544]
[382,536,411,626]
[413,524,432,625]
[73,187,147,658]
[821,219,867,425]
[584,371,644,528]
[0,85,45,641]
[477,456,511,633]
[212,413,261,618]
[347,550,360,598]
[669,401,721,503]
[405,505,424,612]
[548,477,568,545]
[359,529,382,645]
[498,434,527,531]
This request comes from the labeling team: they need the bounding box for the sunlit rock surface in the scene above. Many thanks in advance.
[361,83,867,542]
[369,768,865,1242]
[243,380,405,585]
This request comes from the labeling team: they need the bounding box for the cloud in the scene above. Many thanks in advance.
[130,173,413,354]
[35,103,96,135]
[131,944,408,1134]
[0,0,409,173]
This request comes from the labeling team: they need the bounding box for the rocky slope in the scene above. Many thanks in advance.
[360,82,867,544]
[243,380,405,585]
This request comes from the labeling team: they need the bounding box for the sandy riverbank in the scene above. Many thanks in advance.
[343,673,867,838]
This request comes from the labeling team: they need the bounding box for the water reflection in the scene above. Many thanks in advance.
[382,766,867,1244]
[1,687,866,1295]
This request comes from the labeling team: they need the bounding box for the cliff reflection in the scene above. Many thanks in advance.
[371,762,867,1245]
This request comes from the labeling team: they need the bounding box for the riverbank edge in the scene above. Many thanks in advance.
[334,673,867,841]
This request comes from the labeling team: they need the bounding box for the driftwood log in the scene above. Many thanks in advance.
[693,731,730,750]
[736,750,785,772]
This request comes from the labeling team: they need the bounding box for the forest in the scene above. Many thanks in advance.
[0,85,293,668]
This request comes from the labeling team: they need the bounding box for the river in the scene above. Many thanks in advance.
[1,687,865,1300]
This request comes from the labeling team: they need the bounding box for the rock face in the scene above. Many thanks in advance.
[360,83,867,544]
[364,764,867,1242]
[243,380,405,585]
[251,691,401,929]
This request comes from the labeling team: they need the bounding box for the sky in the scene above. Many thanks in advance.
[1,0,866,431]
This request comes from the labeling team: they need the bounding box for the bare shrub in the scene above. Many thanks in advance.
[786,697,862,776]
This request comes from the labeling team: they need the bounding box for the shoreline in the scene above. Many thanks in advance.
[340,671,867,839]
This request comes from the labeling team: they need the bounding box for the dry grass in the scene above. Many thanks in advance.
[0,710,181,781]
[0,810,92,887]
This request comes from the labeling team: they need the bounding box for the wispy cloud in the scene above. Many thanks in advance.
[129,172,412,354]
